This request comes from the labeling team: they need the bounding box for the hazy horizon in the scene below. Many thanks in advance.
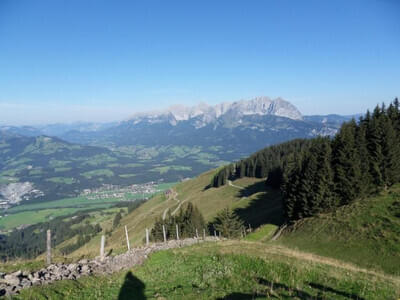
[0,96,369,126]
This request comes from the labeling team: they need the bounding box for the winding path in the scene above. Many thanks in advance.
[162,189,181,220]
[228,180,244,190]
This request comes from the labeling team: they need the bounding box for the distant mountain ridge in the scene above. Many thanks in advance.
[0,96,361,205]
[128,97,303,128]
[0,97,358,157]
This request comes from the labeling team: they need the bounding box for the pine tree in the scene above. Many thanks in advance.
[332,120,362,204]
[296,138,335,217]
[112,212,122,229]
[381,116,400,186]
[355,122,372,196]
[150,218,165,242]
[213,208,244,238]
[366,107,384,189]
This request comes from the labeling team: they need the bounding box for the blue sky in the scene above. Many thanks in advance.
[0,0,399,125]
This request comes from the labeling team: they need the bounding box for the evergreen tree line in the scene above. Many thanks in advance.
[212,139,313,188]
[150,202,206,241]
[150,202,247,241]
[212,99,400,222]
[0,213,101,260]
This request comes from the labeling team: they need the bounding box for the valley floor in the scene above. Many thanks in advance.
[13,240,400,300]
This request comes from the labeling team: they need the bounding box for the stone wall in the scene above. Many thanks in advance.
[0,237,219,297]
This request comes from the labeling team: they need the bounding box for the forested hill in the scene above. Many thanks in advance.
[213,99,400,221]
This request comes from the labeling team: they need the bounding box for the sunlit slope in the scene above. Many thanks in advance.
[17,241,400,300]
[274,184,400,275]
[69,170,281,258]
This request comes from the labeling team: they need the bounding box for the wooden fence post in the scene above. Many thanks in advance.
[214,230,217,238]
[162,225,167,243]
[203,228,206,240]
[146,228,150,246]
[195,228,199,239]
[125,225,130,251]
[248,223,252,233]
[100,235,105,261]
[176,224,179,240]
[46,229,51,265]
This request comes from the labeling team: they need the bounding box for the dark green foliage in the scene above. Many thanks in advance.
[213,99,400,222]
[127,199,146,214]
[331,120,363,204]
[211,207,244,238]
[112,212,122,229]
[0,213,102,260]
[284,138,335,219]
[212,139,313,188]
[150,203,206,242]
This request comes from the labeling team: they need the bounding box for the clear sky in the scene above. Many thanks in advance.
[0,0,399,125]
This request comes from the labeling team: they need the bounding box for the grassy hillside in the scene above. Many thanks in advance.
[277,184,400,275]
[35,166,399,280]
[67,170,281,258]
[15,241,400,299]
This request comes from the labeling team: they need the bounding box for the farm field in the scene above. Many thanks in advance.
[0,183,176,231]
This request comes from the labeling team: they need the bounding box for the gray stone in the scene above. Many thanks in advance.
[78,259,88,264]
[20,278,32,288]
[4,274,20,286]
[11,270,22,277]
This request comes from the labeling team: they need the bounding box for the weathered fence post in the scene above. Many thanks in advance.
[146,228,150,246]
[195,228,199,239]
[100,235,105,261]
[248,223,252,233]
[162,225,167,243]
[176,224,179,240]
[46,229,51,265]
[214,230,217,238]
[203,228,206,240]
[219,231,221,239]
[125,225,130,251]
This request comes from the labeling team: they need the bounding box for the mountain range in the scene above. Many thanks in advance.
[0,97,359,204]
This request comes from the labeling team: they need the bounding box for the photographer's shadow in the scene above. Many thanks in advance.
[118,271,146,300]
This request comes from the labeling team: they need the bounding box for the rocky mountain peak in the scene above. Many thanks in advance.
[128,97,303,126]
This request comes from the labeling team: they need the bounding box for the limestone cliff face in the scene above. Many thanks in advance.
[128,96,303,128]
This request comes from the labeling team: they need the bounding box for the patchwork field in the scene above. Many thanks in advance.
[0,183,176,231]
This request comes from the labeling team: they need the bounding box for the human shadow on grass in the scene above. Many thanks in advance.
[118,271,146,300]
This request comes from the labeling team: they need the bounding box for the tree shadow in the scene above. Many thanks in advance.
[234,184,284,228]
[118,271,146,300]
[255,277,320,299]
[217,277,320,299]
[307,282,366,300]
[217,292,265,299]
[237,180,268,198]
[203,183,212,191]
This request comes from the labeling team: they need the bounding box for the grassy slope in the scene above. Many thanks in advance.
[15,241,400,300]
[69,171,400,278]
[277,184,400,275]
[68,170,276,258]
